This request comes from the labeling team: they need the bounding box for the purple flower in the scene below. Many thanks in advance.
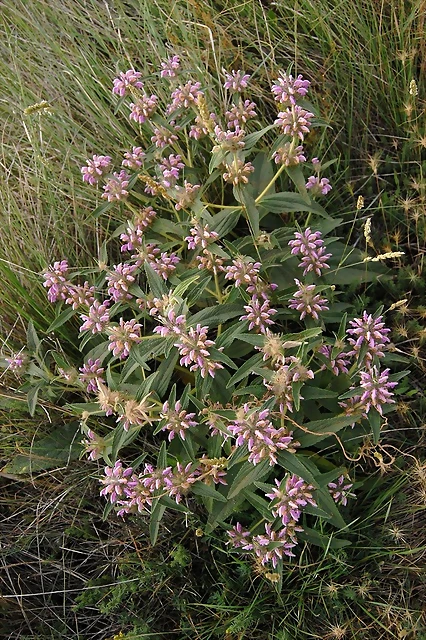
[151,124,179,148]
[359,366,397,415]
[240,295,277,334]
[228,404,295,466]
[306,176,332,196]
[112,69,143,97]
[189,112,217,139]
[227,522,253,550]
[65,282,95,310]
[100,460,136,503]
[226,100,257,129]
[122,146,145,170]
[185,223,219,250]
[80,299,110,334]
[223,69,250,92]
[5,351,28,374]
[160,55,180,78]
[175,323,224,379]
[275,105,314,140]
[272,143,306,166]
[82,429,104,461]
[106,262,139,302]
[225,258,262,289]
[252,524,297,566]
[129,94,158,124]
[271,72,310,105]
[163,462,200,503]
[288,227,331,277]
[160,400,198,441]
[120,207,157,253]
[153,307,186,337]
[81,155,112,185]
[108,318,142,359]
[174,181,200,211]
[288,279,329,320]
[214,125,246,151]
[141,463,173,493]
[328,475,356,506]
[265,474,317,526]
[196,250,225,274]
[102,170,130,202]
[159,154,185,187]
[222,159,254,185]
[168,81,204,112]
[116,477,153,517]
[43,260,70,303]
[263,365,295,413]
[346,312,391,365]
[116,397,154,432]
[318,345,350,375]
[198,455,227,486]
[150,252,180,281]
[79,358,105,393]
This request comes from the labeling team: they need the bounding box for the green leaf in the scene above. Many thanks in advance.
[144,261,167,298]
[227,459,271,500]
[150,351,179,398]
[250,151,275,198]
[188,303,243,328]
[277,451,318,487]
[27,320,41,353]
[368,407,382,444]
[242,488,272,520]
[297,414,363,447]
[27,384,42,417]
[46,306,78,333]
[3,422,82,474]
[244,124,275,150]
[227,353,264,387]
[227,443,249,468]
[191,481,227,502]
[209,207,241,237]
[285,165,309,201]
[150,499,167,545]
[240,189,260,237]
[298,527,351,549]
[258,192,330,218]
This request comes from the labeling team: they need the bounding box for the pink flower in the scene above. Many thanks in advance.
[79,358,105,393]
[102,170,130,202]
[129,95,158,124]
[275,105,314,140]
[108,318,142,359]
[160,400,198,441]
[240,295,277,334]
[289,227,331,277]
[112,69,143,97]
[81,155,112,185]
[288,279,329,320]
[160,55,180,78]
[223,69,250,92]
[43,260,71,303]
[305,176,332,196]
[122,146,145,170]
[80,300,110,334]
[100,460,136,503]
[271,72,310,105]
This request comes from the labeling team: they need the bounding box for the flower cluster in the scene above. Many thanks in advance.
[21,60,400,582]
[228,404,297,466]
[288,227,331,277]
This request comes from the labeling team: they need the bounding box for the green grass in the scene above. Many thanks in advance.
[0,0,425,638]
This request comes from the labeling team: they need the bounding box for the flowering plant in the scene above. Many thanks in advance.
[3,58,406,586]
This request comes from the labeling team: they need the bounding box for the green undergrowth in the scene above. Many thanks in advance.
[1,453,426,639]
